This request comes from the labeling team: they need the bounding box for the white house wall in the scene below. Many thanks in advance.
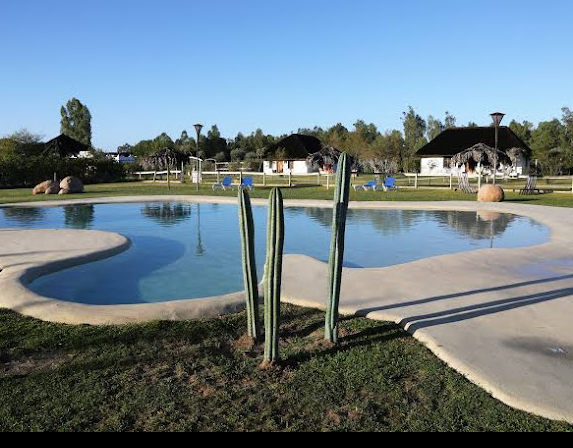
[421,158,453,176]
[263,161,313,175]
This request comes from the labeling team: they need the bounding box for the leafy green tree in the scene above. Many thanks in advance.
[202,125,228,159]
[175,130,196,155]
[427,116,444,141]
[215,152,227,163]
[353,120,378,145]
[562,108,573,149]
[6,129,43,145]
[367,130,405,173]
[444,111,457,129]
[509,120,534,147]
[60,98,92,147]
[402,107,427,172]
[531,119,569,175]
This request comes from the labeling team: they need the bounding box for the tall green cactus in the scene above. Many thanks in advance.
[263,188,285,364]
[325,152,352,344]
[238,187,260,341]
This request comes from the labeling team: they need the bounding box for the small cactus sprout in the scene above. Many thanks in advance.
[263,188,285,365]
[238,187,260,341]
[325,152,352,344]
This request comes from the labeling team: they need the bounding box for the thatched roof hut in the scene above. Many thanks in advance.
[266,134,323,161]
[43,134,89,158]
[417,127,531,158]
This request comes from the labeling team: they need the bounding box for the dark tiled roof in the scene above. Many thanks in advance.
[43,134,89,157]
[267,134,323,160]
[417,127,531,157]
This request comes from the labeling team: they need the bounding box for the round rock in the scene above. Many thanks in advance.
[32,180,57,195]
[59,176,84,194]
[478,185,505,203]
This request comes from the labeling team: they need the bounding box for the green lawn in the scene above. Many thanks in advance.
[0,305,570,432]
[1,182,573,431]
[2,181,573,207]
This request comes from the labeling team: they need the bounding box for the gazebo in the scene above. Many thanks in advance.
[449,143,526,175]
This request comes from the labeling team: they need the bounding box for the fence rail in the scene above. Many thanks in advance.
[130,170,573,194]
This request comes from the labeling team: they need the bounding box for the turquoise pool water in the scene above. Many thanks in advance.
[0,203,549,304]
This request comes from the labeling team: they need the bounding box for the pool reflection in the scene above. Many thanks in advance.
[141,203,193,227]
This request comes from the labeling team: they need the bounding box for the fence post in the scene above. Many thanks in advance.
[415,174,419,189]
[263,173,267,187]
[449,174,453,190]
[317,173,321,186]
[217,171,221,184]
[288,172,292,188]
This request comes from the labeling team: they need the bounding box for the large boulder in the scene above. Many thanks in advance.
[45,184,60,195]
[478,185,505,203]
[33,180,57,195]
[59,176,84,194]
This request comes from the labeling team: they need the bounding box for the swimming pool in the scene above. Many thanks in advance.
[0,202,549,304]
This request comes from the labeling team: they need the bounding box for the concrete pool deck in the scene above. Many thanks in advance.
[0,196,572,424]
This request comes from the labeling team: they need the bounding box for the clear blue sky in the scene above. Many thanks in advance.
[1,0,572,149]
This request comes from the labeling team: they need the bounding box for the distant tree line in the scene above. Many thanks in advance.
[121,107,573,176]
[2,98,573,179]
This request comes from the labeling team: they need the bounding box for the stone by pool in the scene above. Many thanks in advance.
[0,202,549,304]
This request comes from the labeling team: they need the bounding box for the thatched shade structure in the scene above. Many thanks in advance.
[449,143,527,171]
[306,146,342,172]
[43,134,89,158]
[143,148,187,171]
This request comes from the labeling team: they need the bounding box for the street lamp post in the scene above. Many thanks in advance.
[194,124,204,191]
[490,112,505,186]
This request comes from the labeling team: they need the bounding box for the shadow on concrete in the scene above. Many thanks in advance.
[356,274,573,316]
[403,286,573,332]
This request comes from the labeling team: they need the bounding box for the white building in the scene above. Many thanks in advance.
[263,134,322,175]
[263,160,313,175]
[417,127,531,177]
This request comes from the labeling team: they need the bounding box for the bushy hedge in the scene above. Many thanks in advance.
[0,155,126,188]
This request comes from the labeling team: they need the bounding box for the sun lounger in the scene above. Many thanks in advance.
[354,180,385,191]
[212,177,235,191]
[384,177,398,191]
[520,176,540,195]
[241,177,255,191]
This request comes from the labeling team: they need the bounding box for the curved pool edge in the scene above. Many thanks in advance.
[0,227,252,325]
[1,198,573,424]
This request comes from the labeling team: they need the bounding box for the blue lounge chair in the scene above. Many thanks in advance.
[384,177,398,191]
[212,177,235,191]
[241,177,255,190]
[354,180,382,191]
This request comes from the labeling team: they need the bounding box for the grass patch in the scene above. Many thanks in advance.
[0,305,570,432]
[2,181,573,207]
